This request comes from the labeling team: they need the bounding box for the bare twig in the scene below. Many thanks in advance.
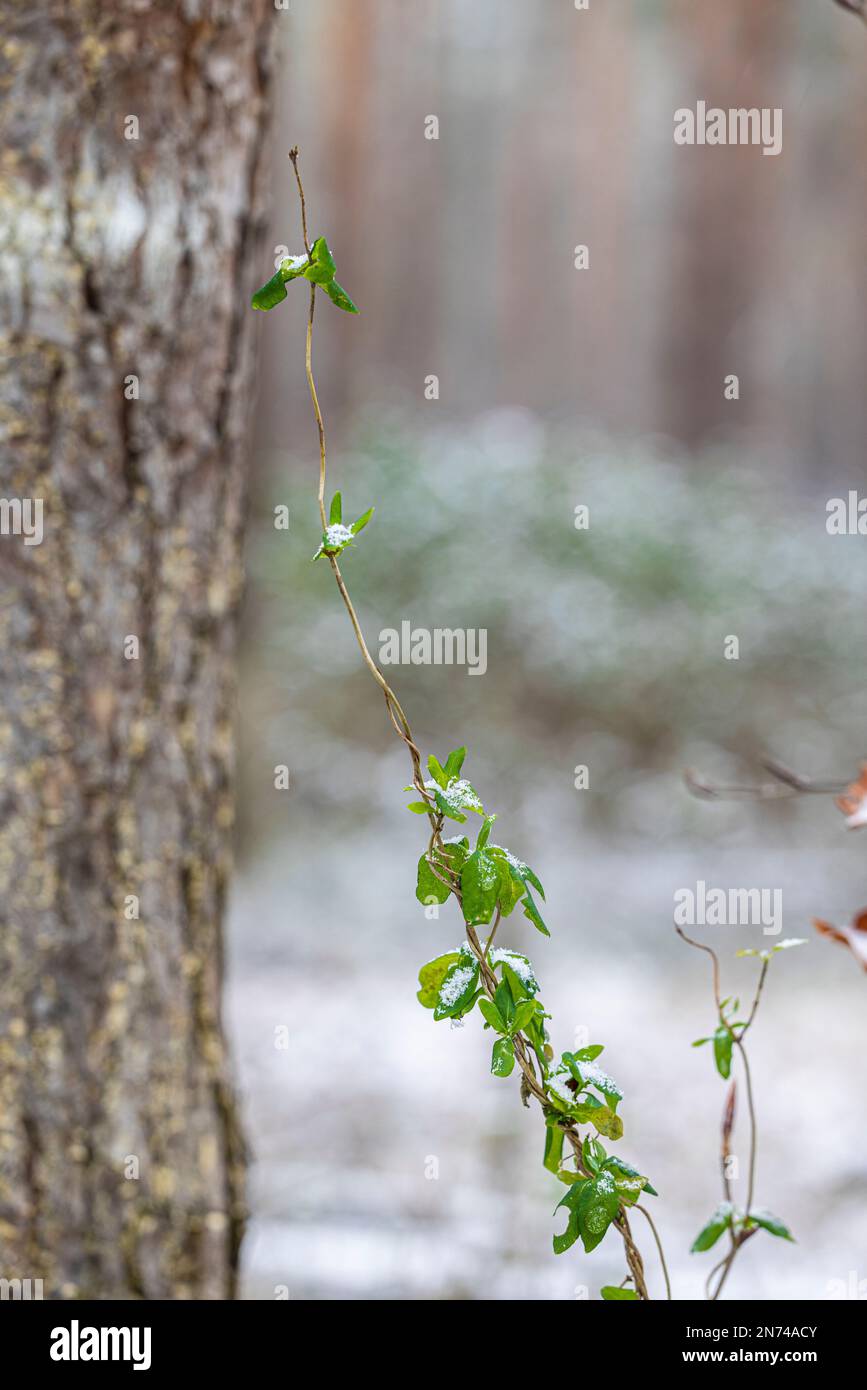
[685,760,847,803]
[721,1080,736,1205]
[675,926,722,1011]
[833,0,866,21]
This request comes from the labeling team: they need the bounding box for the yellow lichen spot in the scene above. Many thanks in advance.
[79,35,109,74]
[198,1134,218,1177]
[152,1167,176,1201]
[207,578,229,616]
[128,720,150,758]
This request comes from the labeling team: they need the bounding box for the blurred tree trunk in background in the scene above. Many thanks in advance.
[0,0,272,1298]
[663,0,790,449]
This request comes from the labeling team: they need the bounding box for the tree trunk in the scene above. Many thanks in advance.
[661,0,789,450]
[0,0,273,1299]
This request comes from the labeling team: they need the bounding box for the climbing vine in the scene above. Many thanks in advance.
[679,929,802,1299]
[251,149,809,1302]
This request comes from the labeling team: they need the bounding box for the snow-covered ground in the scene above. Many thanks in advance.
[227,827,867,1301]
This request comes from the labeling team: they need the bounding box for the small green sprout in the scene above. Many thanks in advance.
[313,492,374,560]
[252,235,358,314]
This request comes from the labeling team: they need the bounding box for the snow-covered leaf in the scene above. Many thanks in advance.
[691,1202,734,1253]
[433,954,480,1021]
[416,952,461,1008]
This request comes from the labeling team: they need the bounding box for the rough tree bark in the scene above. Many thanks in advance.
[0,0,273,1298]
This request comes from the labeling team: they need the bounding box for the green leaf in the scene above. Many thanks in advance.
[491,1037,515,1077]
[691,1202,734,1253]
[304,236,337,285]
[563,1053,623,1108]
[478,997,507,1033]
[427,755,449,789]
[555,1166,585,1184]
[279,253,310,282]
[461,849,500,926]
[491,952,539,998]
[582,1136,606,1174]
[443,747,466,780]
[492,981,515,1028]
[745,1209,795,1242]
[521,887,550,937]
[324,278,359,314]
[574,1172,620,1254]
[416,952,461,1008]
[500,962,529,1002]
[329,492,342,525]
[488,846,545,901]
[426,777,484,824]
[543,1119,565,1175]
[510,999,538,1036]
[251,239,356,313]
[406,801,431,815]
[351,507,374,535]
[573,1044,605,1062]
[552,1180,588,1255]
[495,859,525,918]
[436,836,469,875]
[713,1026,734,1080]
[553,1208,581,1255]
[522,864,545,900]
[433,792,466,823]
[433,955,480,1021]
[603,1155,658,1197]
[600,1286,639,1301]
[525,1013,553,1068]
[476,815,496,851]
[415,853,452,907]
[590,1106,624,1141]
[736,938,808,961]
[251,271,289,312]
[612,1172,648,1206]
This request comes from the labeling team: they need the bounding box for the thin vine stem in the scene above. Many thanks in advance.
[677,926,766,1300]
[288,146,657,1301]
[636,1202,672,1300]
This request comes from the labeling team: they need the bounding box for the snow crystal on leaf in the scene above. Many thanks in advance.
[489,948,537,987]
[438,964,476,1008]
[491,845,528,875]
[424,777,482,813]
[585,1204,609,1234]
[323,524,354,548]
[546,1071,577,1106]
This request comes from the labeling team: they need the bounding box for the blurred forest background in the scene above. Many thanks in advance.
[231,0,867,1299]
